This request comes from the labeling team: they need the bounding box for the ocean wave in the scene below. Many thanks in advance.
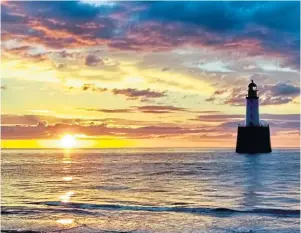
[25,201,300,218]
[1,206,102,216]
[94,185,130,191]
[1,228,136,233]
[1,230,42,233]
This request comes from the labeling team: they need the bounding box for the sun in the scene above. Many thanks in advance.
[61,134,76,149]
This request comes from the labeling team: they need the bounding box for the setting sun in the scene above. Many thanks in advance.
[61,135,76,149]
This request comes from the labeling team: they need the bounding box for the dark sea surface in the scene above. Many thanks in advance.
[1,148,300,233]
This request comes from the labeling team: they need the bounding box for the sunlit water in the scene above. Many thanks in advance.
[1,148,300,233]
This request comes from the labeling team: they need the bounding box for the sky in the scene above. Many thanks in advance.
[1,1,300,148]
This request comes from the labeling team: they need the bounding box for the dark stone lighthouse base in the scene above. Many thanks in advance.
[236,126,272,154]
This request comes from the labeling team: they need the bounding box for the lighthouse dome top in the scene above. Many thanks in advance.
[248,80,257,88]
[247,80,258,99]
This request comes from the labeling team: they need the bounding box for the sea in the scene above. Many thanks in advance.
[1,148,300,233]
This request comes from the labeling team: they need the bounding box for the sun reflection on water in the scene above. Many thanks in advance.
[59,150,75,203]
[62,160,72,164]
[59,191,74,203]
[62,176,73,181]
[56,219,74,225]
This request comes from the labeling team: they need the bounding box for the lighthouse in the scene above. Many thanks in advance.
[236,80,272,153]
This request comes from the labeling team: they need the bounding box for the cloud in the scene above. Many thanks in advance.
[16,2,102,22]
[192,114,245,122]
[195,111,221,114]
[1,5,29,24]
[258,82,300,105]
[2,42,49,62]
[58,50,74,58]
[1,2,118,48]
[141,2,299,33]
[72,86,167,101]
[205,87,246,106]
[1,112,299,141]
[1,121,211,140]
[68,85,168,103]
[2,1,298,70]
[135,2,299,67]
[79,108,133,113]
[3,45,31,53]
[79,104,189,114]
[198,61,233,73]
[56,63,66,69]
[0,114,161,127]
[80,84,107,92]
[136,105,187,114]
[206,82,300,106]
[112,88,166,100]
[99,117,160,126]
[1,114,77,126]
[269,82,300,96]
[85,54,103,66]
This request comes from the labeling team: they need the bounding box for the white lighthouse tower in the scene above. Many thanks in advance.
[236,80,271,153]
[246,80,260,126]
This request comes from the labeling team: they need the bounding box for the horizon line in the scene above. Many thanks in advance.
[1,146,300,150]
